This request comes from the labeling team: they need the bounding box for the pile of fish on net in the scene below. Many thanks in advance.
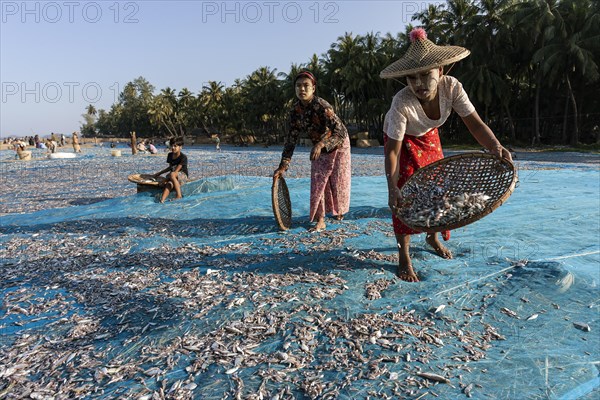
[0,220,510,399]
[396,185,491,229]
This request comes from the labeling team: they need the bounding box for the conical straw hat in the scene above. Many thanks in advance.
[380,28,470,79]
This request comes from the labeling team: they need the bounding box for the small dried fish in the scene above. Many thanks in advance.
[416,372,451,384]
[397,190,491,228]
[144,367,163,377]
[433,305,446,314]
[573,322,591,332]
[526,314,539,321]
[225,366,239,375]
[463,383,474,398]
[500,307,519,318]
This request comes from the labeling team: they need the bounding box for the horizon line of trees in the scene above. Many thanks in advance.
[82,0,600,146]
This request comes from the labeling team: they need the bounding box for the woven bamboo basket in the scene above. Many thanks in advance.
[127,173,165,186]
[272,176,292,230]
[128,173,167,194]
[395,152,517,233]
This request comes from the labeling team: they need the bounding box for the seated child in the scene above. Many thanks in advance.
[153,137,188,203]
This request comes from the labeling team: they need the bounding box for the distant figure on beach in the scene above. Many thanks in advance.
[147,141,158,154]
[15,144,24,159]
[14,141,28,159]
[153,137,189,203]
[136,141,148,153]
[380,28,513,282]
[34,134,41,148]
[60,134,66,147]
[214,135,221,151]
[46,139,57,153]
[50,132,58,144]
[72,132,82,153]
[273,71,351,232]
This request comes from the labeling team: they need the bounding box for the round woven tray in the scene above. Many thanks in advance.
[127,173,166,186]
[272,176,292,230]
[395,152,517,233]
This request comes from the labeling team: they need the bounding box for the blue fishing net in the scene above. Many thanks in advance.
[0,147,598,399]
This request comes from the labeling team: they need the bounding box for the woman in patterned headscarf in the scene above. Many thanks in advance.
[273,71,351,232]
[381,28,512,282]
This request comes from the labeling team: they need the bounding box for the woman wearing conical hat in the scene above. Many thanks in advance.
[381,28,512,282]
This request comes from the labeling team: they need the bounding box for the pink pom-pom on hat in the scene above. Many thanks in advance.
[409,28,427,42]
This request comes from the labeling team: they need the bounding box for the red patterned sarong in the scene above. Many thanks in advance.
[310,135,351,222]
[385,128,450,239]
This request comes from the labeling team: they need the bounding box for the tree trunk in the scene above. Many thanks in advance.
[165,126,176,138]
[565,76,578,145]
[561,95,569,144]
[130,131,137,155]
[503,104,516,143]
[532,72,542,146]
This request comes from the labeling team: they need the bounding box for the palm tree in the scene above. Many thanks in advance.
[279,63,305,101]
[148,96,174,137]
[359,32,389,132]
[242,67,284,140]
[221,81,247,136]
[86,104,97,116]
[458,0,513,128]
[413,3,449,42]
[200,81,225,134]
[326,32,362,121]
[178,88,198,133]
[117,78,157,137]
[178,88,194,108]
[509,0,564,144]
[81,105,97,137]
[441,0,478,44]
[532,0,599,144]
[160,87,177,108]
[378,31,407,104]
[202,81,225,105]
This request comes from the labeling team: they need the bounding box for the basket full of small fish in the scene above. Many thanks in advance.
[395,152,517,232]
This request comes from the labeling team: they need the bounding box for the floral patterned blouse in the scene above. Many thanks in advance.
[280,96,348,166]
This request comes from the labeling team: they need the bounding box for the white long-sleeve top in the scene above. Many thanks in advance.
[383,75,475,141]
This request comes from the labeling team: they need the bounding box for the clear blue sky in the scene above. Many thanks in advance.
[1,1,426,137]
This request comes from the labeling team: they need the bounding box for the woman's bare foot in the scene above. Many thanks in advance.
[335,214,344,221]
[308,218,326,232]
[395,234,419,282]
[426,234,453,259]
[397,251,419,282]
